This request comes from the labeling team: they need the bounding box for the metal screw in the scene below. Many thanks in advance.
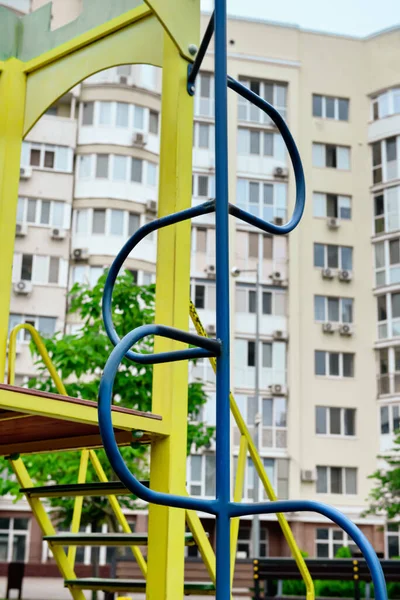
[189,84,195,95]
[188,44,198,56]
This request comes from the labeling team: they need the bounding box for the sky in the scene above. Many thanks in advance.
[201,0,400,37]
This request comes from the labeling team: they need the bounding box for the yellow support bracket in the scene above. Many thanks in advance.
[189,302,315,600]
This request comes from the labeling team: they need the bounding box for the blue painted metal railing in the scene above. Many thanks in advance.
[98,4,388,600]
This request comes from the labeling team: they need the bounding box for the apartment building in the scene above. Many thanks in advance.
[2,0,400,572]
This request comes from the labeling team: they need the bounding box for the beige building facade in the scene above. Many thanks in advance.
[2,0,400,574]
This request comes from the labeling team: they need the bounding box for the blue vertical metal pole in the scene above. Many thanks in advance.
[214,0,231,598]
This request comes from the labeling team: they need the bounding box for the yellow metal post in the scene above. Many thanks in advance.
[145,33,194,600]
[230,435,248,585]
[9,457,85,600]
[88,450,147,577]
[68,450,89,567]
[0,59,26,382]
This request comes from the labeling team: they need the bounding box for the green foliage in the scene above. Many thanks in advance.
[0,271,214,529]
[366,431,400,520]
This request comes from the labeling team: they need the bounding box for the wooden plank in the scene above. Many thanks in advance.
[65,578,215,594]
[44,532,197,546]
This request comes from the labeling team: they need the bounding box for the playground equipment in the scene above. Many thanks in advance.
[0,0,389,599]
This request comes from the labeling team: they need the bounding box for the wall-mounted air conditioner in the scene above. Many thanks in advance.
[339,323,353,336]
[51,228,66,240]
[20,166,32,180]
[71,248,89,261]
[338,269,352,282]
[16,223,28,237]
[132,132,148,147]
[321,268,334,280]
[273,166,288,178]
[14,280,32,295]
[301,469,316,483]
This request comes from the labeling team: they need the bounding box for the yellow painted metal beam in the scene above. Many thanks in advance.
[0,58,26,383]
[9,457,85,600]
[0,386,168,436]
[145,33,194,600]
[185,506,216,584]
[24,12,164,136]
[88,450,147,577]
[68,450,89,567]
[230,435,247,585]
[144,0,200,61]
[189,302,315,600]
[8,323,67,393]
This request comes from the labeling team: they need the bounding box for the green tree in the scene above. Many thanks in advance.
[0,270,214,532]
[366,432,400,520]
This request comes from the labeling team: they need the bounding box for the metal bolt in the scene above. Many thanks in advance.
[188,44,198,56]
[189,84,195,95]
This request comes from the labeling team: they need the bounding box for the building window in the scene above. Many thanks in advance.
[374,187,400,235]
[237,523,252,558]
[131,158,143,183]
[95,154,109,179]
[193,227,208,253]
[314,243,353,271]
[316,406,356,436]
[245,457,276,501]
[386,524,400,558]
[190,281,216,311]
[192,173,215,198]
[374,237,400,287]
[312,143,350,170]
[316,528,357,558]
[380,405,400,435]
[193,122,215,149]
[237,179,287,221]
[371,137,399,185]
[17,198,65,228]
[238,78,287,123]
[315,351,354,378]
[262,397,287,448]
[92,209,106,234]
[313,193,351,220]
[377,292,400,340]
[235,286,286,317]
[372,88,400,121]
[22,142,72,172]
[312,95,349,121]
[0,517,30,562]
[78,154,157,186]
[8,314,57,341]
[314,296,353,323]
[188,454,216,497]
[149,110,159,134]
[195,72,214,118]
[237,128,285,160]
[13,254,63,286]
[316,466,357,494]
[128,213,140,237]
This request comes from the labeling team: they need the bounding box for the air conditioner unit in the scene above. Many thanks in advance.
[273,330,288,341]
[206,324,216,335]
[269,383,287,396]
[339,323,353,336]
[132,132,148,147]
[205,265,216,279]
[327,217,339,230]
[71,248,89,261]
[338,269,352,282]
[271,271,283,284]
[119,75,128,85]
[15,222,28,237]
[20,166,32,180]
[273,166,288,178]
[50,228,66,240]
[301,469,316,483]
[146,199,157,214]
[14,280,32,295]
[322,322,335,334]
[274,216,284,226]
[321,268,334,279]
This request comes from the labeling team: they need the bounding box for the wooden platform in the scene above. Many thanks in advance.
[0,384,166,455]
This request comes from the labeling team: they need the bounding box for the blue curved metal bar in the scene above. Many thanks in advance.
[102,200,215,361]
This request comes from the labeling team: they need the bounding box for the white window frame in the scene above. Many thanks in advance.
[312,95,349,121]
[0,517,30,563]
[372,88,400,121]
[237,128,279,158]
[385,523,400,558]
[315,527,356,558]
[238,78,287,124]
[193,122,215,150]
[374,186,400,235]
[8,314,57,342]
[236,178,287,222]
[312,192,352,220]
[17,197,67,229]
[78,153,157,187]
[13,253,66,287]
[194,72,215,118]
[21,141,73,172]
[374,237,400,288]
[235,285,286,317]
[312,143,351,170]
[377,292,400,340]
[316,466,357,495]
[315,406,356,437]
[190,280,216,311]
[80,100,158,136]
[187,454,216,498]
[371,137,400,185]
[314,295,353,324]
[380,404,400,435]
[192,173,215,199]
[314,351,354,378]
[313,243,353,271]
